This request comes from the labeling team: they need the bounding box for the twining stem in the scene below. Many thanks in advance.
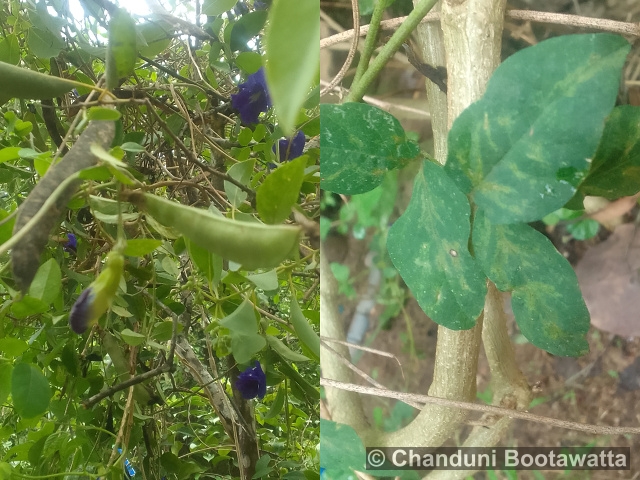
[351,0,387,87]
[345,0,440,102]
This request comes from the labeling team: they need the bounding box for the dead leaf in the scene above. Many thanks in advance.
[576,223,640,337]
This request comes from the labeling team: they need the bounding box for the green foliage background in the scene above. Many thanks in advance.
[0,0,319,478]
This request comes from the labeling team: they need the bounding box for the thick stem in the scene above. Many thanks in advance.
[320,251,369,430]
[412,3,448,160]
[440,0,507,123]
[370,0,509,450]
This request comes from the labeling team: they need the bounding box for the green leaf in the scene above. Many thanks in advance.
[264,384,285,419]
[230,332,267,364]
[320,420,366,473]
[246,269,279,291]
[120,328,146,346]
[235,51,262,74]
[137,21,172,58]
[203,0,238,15]
[265,0,319,135]
[253,454,273,478]
[224,159,254,208]
[566,218,599,240]
[0,362,11,405]
[444,33,630,224]
[0,62,78,102]
[219,300,266,363]
[87,107,121,121]
[320,103,419,194]
[0,338,28,357]
[123,238,163,256]
[121,142,145,153]
[0,147,21,163]
[230,11,268,52]
[579,105,640,198]
[11,295,49,319]
[105,9,137,90]
[267,335,309,362]
[186,238,222,287]
[289,293,319,360]
[151,320,182,341]
[257,156,306,224]
[387,161,486,329]
[0,35,20,65]
[27,28,65,59]
[11,363,51,419]
[28,258,61,305]
[220,301,258,334]
[0,209,14,245]
[272,351,318,401]
[472,209,589,356]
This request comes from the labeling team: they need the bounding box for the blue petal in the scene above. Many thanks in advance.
[64,233,77,253]
[231,68,271,125]
[69,287,95,334]
[275,131,306,161]
[235,361,267,400]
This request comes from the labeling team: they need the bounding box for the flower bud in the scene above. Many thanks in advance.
[69,251,124,334]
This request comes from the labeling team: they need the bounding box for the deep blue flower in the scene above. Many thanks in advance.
[274,131,305,161]
[231,68,272,125]
[63,233,77,254]
[235,361,266,399]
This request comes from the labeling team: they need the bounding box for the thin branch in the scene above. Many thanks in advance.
[83,363,173,408]
[320,0,360,95]
[146,104,256,201]
[321,10,640,50]
[321,378,640,436]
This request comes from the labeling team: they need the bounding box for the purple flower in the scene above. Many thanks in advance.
[63,233,77,254]
[235,361,266,399]
[230,68,271,125]
[274,131,305,161]
[69,287,94,334]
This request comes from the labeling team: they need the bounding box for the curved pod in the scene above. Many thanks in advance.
[130,192,301,270]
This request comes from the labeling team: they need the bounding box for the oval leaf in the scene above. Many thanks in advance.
[472,209,589,356]
[445,33,631,224]
[387,161,487,329]
[28,258,61,305]
[257,156,306,224]
[123,238,163,257]
[289,293,319,360]
[267,335,309,362]
[120,328,146,346]
[320,103,419,194]
[11,363,51,419]
[265,0,319,135]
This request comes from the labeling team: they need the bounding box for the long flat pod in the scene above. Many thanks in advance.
[128,192,301,270]
[12,120,115,291]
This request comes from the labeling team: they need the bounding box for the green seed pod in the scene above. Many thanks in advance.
[12,121,115,291]
[127,192,301,270]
